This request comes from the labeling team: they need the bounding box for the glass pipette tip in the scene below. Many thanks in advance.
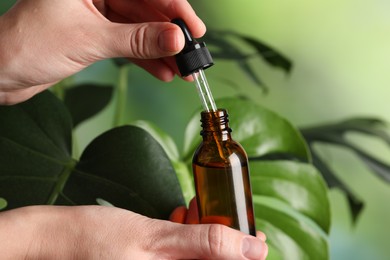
[192,69,217,112]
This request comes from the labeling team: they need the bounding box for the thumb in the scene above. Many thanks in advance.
[161,223,267,260]
[102,22,185,59]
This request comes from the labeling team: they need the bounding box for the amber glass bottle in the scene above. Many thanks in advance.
[192,109,256,236]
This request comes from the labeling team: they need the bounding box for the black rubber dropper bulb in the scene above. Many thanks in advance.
[171,18,217,112]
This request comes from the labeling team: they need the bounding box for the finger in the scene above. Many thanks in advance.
[106,0,168,23]
[158,223,267,260]
[159,56,182,77]
[129,46,197,82]
[152,56,179,78]
[102,22,185,59]
[144,0,206,37]
[185,198,199,224]
[169,206,188,224]
[92,0,107,16]
[130,58,176,82]
[256,231,267,242]
[106,0,205,37]
[157,54,198,82]
[106,8,129,23]
[183,75,193,82]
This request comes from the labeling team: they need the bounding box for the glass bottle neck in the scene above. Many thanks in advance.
[200,109,232,141]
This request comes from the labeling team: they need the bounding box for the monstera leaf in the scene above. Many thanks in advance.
[183,98,330,260]
[251,161,329,260]
[183,98,311,162]
[0,91,184,219]
[204,30,292,93]
[301,118,390,222]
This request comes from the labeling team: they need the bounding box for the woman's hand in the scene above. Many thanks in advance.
[170,198,269,259]
[0,205,267,259]
[0,0,205,104]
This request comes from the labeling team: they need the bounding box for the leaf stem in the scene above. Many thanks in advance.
[72,137,80,159]
[113,66,129,127]
[47,159,77,205]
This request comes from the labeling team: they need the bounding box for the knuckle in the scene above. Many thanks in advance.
[129,25,149,58]
[205,224,225,257]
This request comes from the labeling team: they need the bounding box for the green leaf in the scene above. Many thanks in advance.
[205,30,293,74]
[0,91,73,208]
[250,161,330,233]
[0,198,8,210]
[238,35,292,73]
[64,83,113,127]
[130,120,179,161]
[254,196,328,260]
[182,98,329,259]
[204,31,249,60]
[130,121,195,204]
[311,152,364,223]
[237,60,267,93]
[204,31,267,91]
[251,161,330,259]
[328,118,390,144]
[325,135,390,183]
[183,98,310,162]
[302,118,390,143]
[0,91,184,219]
[70,126,185,219]
[352,146,390,182]
[172,160,195,204]
[301,117,390,222]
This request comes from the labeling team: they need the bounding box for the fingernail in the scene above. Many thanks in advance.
[242,237,262,259]
[158,29,181,53]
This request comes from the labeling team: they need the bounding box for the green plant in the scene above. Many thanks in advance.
[2,21,389,258]
[0,31,332,259]
[199,29,390,224]
[0,91,330,259]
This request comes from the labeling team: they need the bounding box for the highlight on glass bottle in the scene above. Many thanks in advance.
[192,109,256,236]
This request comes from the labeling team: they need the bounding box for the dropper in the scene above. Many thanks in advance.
[172,19,217,112]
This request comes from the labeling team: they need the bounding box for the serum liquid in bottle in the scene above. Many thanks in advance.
[192,109,256,236]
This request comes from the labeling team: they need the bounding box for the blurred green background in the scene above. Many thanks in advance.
[1,0,389,259]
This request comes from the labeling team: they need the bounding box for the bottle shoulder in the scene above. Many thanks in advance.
[193,139,248,167]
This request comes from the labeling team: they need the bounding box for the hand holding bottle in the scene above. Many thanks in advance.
[0,204,267,259]
[170,198,269,259]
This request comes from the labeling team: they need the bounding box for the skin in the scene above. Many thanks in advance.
[0,201,267,259]
[0,1,268,258]
[0,0,201,104]
[170,198,268,243]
